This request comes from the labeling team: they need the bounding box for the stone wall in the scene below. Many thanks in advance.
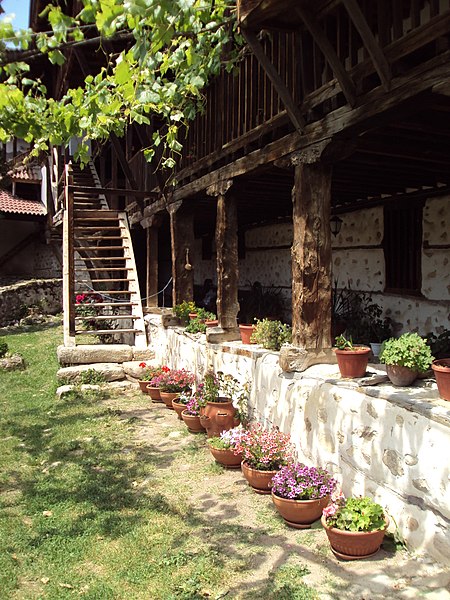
[146,314,450,564]
[0,278,62,325]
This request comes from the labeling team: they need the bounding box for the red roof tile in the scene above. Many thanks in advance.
[0,189,46,216]
[8,164,42,182]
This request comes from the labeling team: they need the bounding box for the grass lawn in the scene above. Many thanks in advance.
[0,325,318,600]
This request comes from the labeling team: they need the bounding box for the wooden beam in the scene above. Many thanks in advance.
[343,0,391,91]
[295,4,356,106]
[146,226,159,308]
[241,29,305,132]
[291,160,332,349]
[110,133,144,209]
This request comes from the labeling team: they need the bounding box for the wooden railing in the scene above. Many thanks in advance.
[62,163,75,346]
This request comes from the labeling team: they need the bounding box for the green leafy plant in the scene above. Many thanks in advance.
[426,330,450,360]
[173,301,198,324]
[78,369,107,385]
[379,332,434,373]
[334,334,355,350]
[0,340,8,358]
[323,495,386,532]
[185,317,207,334]
[251,319,292,351]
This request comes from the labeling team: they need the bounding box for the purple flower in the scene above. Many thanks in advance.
[271,463,337,500]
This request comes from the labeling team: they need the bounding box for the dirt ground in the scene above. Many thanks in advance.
[108,390,450,600]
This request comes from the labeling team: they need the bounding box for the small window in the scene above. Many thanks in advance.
[384,200,422,295]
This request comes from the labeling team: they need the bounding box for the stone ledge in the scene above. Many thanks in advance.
[57,363,125,382]
[58,344,133,365]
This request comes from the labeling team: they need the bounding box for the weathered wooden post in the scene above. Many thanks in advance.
[143,219,159,308]
[279,144,336,371]
[169,201,195,306]
[206,180,240,342]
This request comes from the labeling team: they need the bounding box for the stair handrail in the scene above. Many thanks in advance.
[62,162,76,346]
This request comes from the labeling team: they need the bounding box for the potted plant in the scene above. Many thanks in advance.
[432,359,450,401]
[379,332,434,386]
[197,371,244,437]
[207,427,244,468]
[172,391,191,420]
[151,368,195,408]
[234,424,294,494]
[251,319,292,351]
[181,395,206,433]
[138,363,170,401]
[334,335,371,378]
[363,301,394,358]
[321,493,388,560]
[173,301,198,325]
[185,309,217,334]
[271,463,337,529]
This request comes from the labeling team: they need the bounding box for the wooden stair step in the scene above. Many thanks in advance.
[74,290,136,292]
[75,236,124,241]
[76,278,135,283]
[75,210,119,218]
[74,267,134,272]
[75,315,138,321]
[74,257,127,262]
[75,328,143,335]
[75,245,127,251]
[74,226,123,231]
[74,301,138,307]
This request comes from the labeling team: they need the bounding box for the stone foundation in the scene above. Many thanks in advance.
[146,313,450,564]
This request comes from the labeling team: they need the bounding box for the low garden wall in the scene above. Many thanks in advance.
[146,313,450,565]
[0,278,62,326]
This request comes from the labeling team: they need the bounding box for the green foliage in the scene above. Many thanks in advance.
[0,1,241,169]
[334,334,354,350]
[0,340,8,358]
[173,301,198,323]
[326,497,386,533]
[379,332,434,373]
[207,436,229,450]
[185,317,207,334]
[251,319,292,351]
[426,330,450,360]
[77,368,107,385]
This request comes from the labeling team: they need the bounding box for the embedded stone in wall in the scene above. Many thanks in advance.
[412,478,430,493]
[0,278,62,326]
[382,449,404,477]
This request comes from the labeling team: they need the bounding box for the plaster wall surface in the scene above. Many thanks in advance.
[146,314,450,564]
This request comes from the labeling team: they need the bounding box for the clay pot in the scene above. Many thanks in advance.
[432,359,450,401]
[386,364,418,386]
[241,461,279,495]
[138,380,151,393]
[146,385,163,402]
[181,410,206,433]
[272,494,330,529]
[188,312,198,320]
[159,391,179,409]
[199,398,240,438]
[205,319,219,327]
[208,445,243,469]
[172,399,187,420]
[334,347,371,378]
[239,324,255,345]
[321,515,389,560]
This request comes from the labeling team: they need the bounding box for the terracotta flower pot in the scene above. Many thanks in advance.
[205,319,218,327]
[208,445,243,469]
[200,398,240,438]
[334,347,371,378]
[241,461,279,495]
[386,364,418,386]
[321,515,389,560]
[239,324,255,345]
[181,410,206,433]
[146,385,163,402]
[432,359,450,401]
[272,493,330,529]
[138,380,151,393]
[159,391,179,409]
[172,399,187,420]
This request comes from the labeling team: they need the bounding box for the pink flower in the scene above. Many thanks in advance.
[322,504,338,518]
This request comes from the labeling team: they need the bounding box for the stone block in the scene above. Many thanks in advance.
[57,363,124,382]
[279,346,337,372]
[57,344,133,365]
[123,361,148,379]
[206,327,240,343]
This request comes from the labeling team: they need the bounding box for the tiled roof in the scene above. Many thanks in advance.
[8,164,42,182]
[0,189,46,216]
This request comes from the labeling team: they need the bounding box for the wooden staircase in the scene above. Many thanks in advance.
[62,161,147,348]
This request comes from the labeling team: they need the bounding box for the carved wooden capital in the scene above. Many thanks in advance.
[206,179,233,197]
[168,199,183,215]
[275,138,356,167]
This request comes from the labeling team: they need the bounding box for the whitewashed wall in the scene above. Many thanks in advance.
[190,195,449,336]
[146,315,450,564]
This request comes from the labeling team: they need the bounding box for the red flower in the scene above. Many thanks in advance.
[139,362,147,368]
[162,366,171,373]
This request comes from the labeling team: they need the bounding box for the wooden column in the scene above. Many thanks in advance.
[169,202,194,306]
[291,160,332,349]
[146,225,159,308]
[280,147,337,372]
[206,180,240,342]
